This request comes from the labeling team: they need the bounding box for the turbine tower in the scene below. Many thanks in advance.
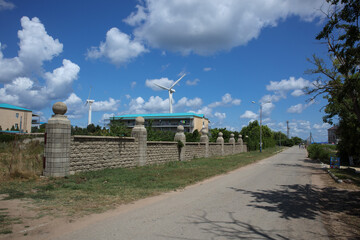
[85,87,95,126]
[153,74,186,113]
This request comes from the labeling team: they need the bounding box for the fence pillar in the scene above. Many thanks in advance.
[238,135,244,152]
[229,133,235,154]
[216,132,224,156]
[44,102,71,177]
[131,117,147,166]
[200,126,209,157]
[174,125,186,161]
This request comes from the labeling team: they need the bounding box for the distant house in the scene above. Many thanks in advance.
[110,113,209,133]
[328,125,339,144]
[0,103,34,133]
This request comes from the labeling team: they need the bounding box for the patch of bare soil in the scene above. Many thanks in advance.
[312,164,360,240]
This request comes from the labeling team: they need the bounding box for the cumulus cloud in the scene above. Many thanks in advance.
[145,77,174,90]
[190,106,213,117]
[0,17,63,83]
[175,97,202,109]
[208,93,241,108]
[203,67,212,72]
[291,89,305,97]
[214,112,226,122]
[125,96,169,114]
[87,27,148,66]
[131,81,137,88]
[287,100,314,114]
[313,123,331,129]
[266,77,312,94]
[64,93,120,119]
[0,0,15,11]
[240,110,258,119]
[186,78,200,86]
[0,59,80,110]
[125,0,325,55]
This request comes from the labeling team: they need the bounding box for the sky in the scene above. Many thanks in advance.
[0,0,336,141]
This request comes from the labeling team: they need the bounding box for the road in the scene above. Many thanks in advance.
[56,147,329,240]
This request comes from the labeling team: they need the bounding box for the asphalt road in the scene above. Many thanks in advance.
[56,147,329,240]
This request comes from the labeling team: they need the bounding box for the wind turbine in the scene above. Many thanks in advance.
[153,74,186,113]
[85,87,95,126]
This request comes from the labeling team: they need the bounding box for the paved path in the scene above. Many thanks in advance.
[56,147,328,240]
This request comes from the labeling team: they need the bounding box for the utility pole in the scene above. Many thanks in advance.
[286,121,290,139]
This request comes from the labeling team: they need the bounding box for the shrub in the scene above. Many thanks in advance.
[307,144,335,164]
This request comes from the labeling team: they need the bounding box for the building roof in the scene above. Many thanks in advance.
[328,126,338,131]
[0,103,31,112]
[112,112,207,120]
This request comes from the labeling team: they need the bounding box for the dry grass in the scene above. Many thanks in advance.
[0,140,43,181]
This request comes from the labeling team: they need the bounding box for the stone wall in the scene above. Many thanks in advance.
[147,141,179,164]
[208,143,222,157]
[70,136,138,173]
[185,142,207,160]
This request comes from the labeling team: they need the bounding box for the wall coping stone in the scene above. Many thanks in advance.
[186,142,207,145]
[72,135,135,142]
[147,141,177,145]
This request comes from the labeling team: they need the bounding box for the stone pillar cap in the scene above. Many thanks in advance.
[218,132,223,137]
[135,116,145,126]
[52,102,67,115]
[230,133,234,137]
[177,125,184,132]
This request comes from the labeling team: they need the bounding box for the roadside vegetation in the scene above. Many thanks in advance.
[307,144,337,165]
[0,147,282,234]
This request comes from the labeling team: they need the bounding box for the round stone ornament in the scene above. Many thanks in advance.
[52,102,67,115]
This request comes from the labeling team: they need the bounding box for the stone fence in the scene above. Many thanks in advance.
[44,102,247,177]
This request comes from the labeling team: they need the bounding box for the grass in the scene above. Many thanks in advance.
[0,147,281,232]
[0,208,22,235]
[330,168,360,187]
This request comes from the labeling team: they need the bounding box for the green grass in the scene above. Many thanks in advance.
[0,208,15,235]
[0,147,281,218]
[330,168,360,187]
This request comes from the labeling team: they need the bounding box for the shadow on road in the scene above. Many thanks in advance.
[186,211,290,240]
[229,185,360,221]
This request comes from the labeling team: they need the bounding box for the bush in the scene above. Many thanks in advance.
[0,134,16,143]
[307,144,335,164]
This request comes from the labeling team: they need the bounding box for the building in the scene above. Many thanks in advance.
[0,103,33,133]
[328,125,339,144]
[110,113,209,133]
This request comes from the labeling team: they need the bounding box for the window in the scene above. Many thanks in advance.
[15,123,18,130]
[16,113,19,118]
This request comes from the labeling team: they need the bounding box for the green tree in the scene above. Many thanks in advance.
[185,129,200,142]
[307,0,360,162]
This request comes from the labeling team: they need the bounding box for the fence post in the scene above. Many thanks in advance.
[174,125,186,161]
[44,102,71,177]
[216,132,224,156]
[237,135,244,152]
[131,117,147,166]
[229,133,235,154]
[200,126,209,157]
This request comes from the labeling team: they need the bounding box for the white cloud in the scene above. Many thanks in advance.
[131,81,137,88]
[266,77,312,93]
[208,93,241,108]
[186,78,200,86]
[175,97,202,109]
[240,110,258,119]
[87,27,148,66]
[190,106,213,117]
[287,100,314,114]
[214,112,226,122]
[0,17,63,83]
[313,123,331,129]
[92,98,120,112]
[0,59,80,110]
[99,113,115,125]
[291,89,305,97]
[145,77,173,90]
[0,0,15,11]
[125,96,169,114]
[64,93,120,119]
[203,67,212,72]
[125,0,325,55]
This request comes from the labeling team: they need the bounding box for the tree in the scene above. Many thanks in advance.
[307,0,360,162]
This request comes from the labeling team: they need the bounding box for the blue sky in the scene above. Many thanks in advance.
[0,0,335,141]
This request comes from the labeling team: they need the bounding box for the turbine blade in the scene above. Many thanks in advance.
[154,83,170,91]
[170,74,186,88]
